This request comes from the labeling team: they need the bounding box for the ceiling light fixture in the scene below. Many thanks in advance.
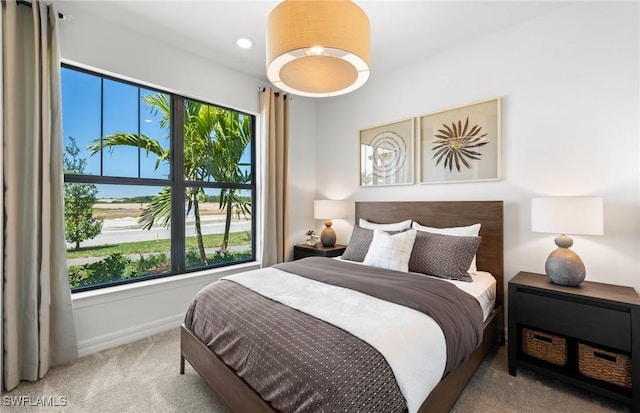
[266,0,370,98]
[236,36,254,49]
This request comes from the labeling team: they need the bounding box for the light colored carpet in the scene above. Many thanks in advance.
[3,328,630,412]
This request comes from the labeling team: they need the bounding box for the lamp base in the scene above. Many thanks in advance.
[320,220,336,247]
[545,243,586,287]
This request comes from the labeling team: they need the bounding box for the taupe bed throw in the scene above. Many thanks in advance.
[273,257,484,374]
[186,280,407,413]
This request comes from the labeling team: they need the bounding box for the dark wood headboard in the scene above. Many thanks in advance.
[355,201,504,307]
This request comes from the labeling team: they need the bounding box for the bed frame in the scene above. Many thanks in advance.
[180,200,504,413]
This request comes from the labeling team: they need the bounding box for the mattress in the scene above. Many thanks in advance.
[337,257,497,321]
[425,270,496,321]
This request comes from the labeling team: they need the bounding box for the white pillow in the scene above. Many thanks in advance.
[359,219,412,231]
[411,222,481,272]
[363,229,417,272]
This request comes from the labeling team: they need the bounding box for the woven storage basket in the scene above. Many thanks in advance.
[522,328,568,366]
[578,343,632,389]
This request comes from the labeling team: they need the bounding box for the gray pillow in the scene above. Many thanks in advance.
[408,231,481,282]
[341,226,374,262]
[342,226,405,262]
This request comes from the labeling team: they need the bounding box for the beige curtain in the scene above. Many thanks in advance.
[259,88,290,266]
[2,0,78,391]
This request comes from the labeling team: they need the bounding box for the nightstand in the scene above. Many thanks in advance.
[293,244,347,260]
[508,271,640,410]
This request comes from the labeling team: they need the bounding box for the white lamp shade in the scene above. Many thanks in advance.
[531,197,604,236]
[314,200,346,220]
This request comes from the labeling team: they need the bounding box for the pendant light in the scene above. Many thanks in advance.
[266,0,371,98]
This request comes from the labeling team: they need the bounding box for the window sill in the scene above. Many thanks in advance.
[72,261,261,309]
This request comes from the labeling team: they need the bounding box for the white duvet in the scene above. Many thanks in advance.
[225,267,451,413]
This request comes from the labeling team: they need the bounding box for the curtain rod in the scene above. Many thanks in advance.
[17,0,65,19]
[258,85,291,100]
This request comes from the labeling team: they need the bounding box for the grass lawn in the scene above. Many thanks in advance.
[67,231,251,259]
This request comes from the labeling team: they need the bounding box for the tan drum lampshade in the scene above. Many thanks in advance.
[266,0,370,98]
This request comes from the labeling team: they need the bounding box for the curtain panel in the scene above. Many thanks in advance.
[2,0,77,391]
[259,88,290,266]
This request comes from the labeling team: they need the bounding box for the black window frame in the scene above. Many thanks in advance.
[62,63,257,293]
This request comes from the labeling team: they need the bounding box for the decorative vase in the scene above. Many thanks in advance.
[545,235,586,287]
[307,235,319,247]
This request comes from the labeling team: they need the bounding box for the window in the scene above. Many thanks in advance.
[61,65,256,292]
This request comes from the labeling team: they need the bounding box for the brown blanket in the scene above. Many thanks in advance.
[273,257,484,374]
[185,280,407,413]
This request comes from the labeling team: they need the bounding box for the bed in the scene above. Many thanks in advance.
[180,200,504,413]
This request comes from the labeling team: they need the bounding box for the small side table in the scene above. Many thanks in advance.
[508,271,640,410]
[293,244,347,261]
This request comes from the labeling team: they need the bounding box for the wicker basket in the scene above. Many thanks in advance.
[578,343,632,389]
[522,328,568,366]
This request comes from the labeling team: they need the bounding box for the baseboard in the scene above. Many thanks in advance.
[77,313,184,357]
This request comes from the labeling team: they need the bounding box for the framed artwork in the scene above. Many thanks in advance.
[360,118,414,187]
[419,97,501,184]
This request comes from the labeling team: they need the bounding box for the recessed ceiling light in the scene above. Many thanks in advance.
[236,37,253,49]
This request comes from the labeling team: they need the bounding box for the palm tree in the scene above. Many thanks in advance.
[204,110,252,254]
[88,94,252,264]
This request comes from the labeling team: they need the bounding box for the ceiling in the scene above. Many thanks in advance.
[58,1,564,81]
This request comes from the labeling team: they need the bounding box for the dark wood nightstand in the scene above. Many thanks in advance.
[293,244,347,260]
[508,271,640,410]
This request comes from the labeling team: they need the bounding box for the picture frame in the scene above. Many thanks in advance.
[419,97,501,184]
[360,118,414,187]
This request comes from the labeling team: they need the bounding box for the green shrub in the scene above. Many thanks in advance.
[68,253,131,288]
[69,250,252,289]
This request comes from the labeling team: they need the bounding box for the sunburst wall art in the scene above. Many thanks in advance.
[420,97,501,184]
[360,118,414,187]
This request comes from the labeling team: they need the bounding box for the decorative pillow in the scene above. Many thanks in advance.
[359,219,412,231]
[341,226,407,262]
[408,231,481,282]
[363,229,417,272]
[411,222,481,272]
[341,226,375,262]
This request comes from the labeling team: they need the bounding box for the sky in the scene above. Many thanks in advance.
[61,67,252,200]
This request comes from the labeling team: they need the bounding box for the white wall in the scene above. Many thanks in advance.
[289,97,319,252]
[54,1,639,355]
[315,2,640,293]
[59,8,317,354]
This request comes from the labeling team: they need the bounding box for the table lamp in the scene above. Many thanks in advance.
[531,197,603,286]
[314,200,345,247]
